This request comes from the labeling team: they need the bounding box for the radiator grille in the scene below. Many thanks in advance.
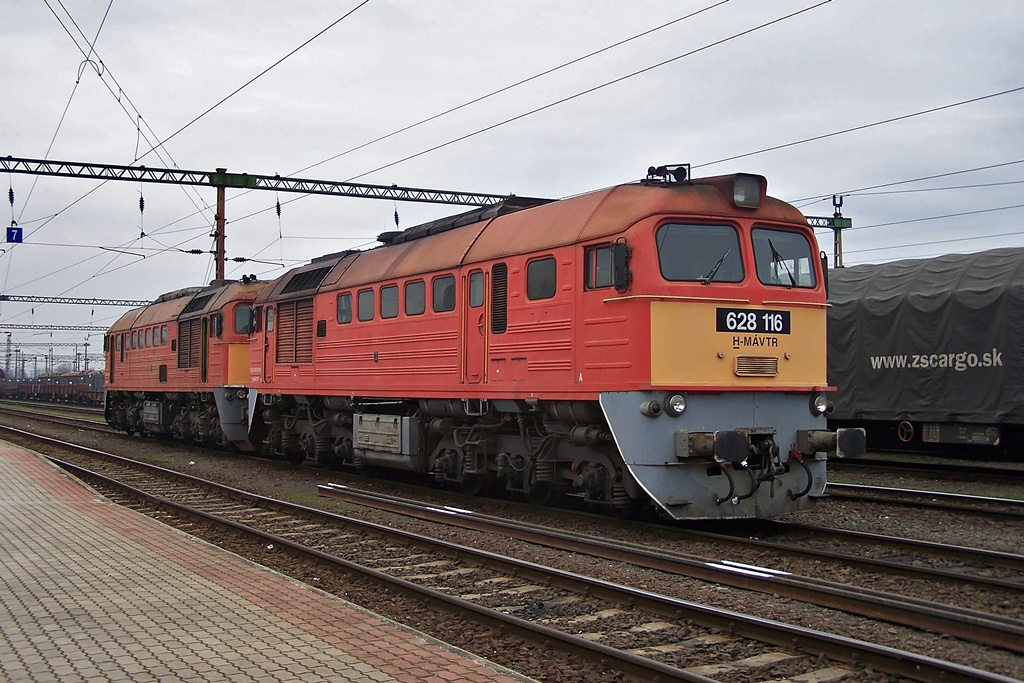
[491,262,508,334]
[276,298,314,364]
[177,318,201,368]
[735,356,778,376]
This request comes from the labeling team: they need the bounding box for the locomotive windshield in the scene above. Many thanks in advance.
[656,223,744,283]
[235,304,254,334]
[751,228,817,288]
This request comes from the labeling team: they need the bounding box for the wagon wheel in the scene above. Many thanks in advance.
[896,421,915,443]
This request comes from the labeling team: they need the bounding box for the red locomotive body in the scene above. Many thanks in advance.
[243,170,863,519]
[104,279,266,448]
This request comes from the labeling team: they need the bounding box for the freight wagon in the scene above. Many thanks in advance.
[827,248,1024,450]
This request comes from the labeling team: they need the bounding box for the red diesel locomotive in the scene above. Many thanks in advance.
[105,279,266,448]
[105,167,864,519]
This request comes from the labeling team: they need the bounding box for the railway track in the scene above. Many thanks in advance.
[0,402,110,432]
[831,456,1024,484]
[1,425,1021,682]
[316,484,1024,644]
[826,482,1024,517]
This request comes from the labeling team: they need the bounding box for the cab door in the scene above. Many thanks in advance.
[463,270,486,384]
[108,335,116,384]
[262,306,276,383]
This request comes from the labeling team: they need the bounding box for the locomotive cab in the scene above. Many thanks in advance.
[590,170,864,518]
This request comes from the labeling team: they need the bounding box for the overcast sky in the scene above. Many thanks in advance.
[1,0,1022,370]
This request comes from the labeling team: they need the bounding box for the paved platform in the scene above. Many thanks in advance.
[0,441,534,682]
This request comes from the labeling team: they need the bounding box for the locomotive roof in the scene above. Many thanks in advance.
[260,175,806,298]
[108,279,267,332]
[828,247,1024,313]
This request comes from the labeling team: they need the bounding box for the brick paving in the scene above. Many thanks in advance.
[0,441,534,682]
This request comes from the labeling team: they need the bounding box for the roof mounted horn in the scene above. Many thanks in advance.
[644,164,690,185]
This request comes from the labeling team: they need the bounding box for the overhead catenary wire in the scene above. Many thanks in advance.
[842,227,1024,258]
[792,158,1024,207]
[17,0,219,281]
[694,87,1024,171]
[6,0,374,311]
[341,1,833,183]
[18,0,115,225]
[291,0,731,177]
[8,2,1022,326]
[4,0,372,325]
[814,203,1024,233]
[137,0,371,160]
[4,0,374,313]
[813,204,1024,265]
[2,0,116,342]
[165,0,739,244]
[839,180,1024,197]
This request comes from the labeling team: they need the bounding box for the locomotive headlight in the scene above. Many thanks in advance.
[810,393,829,415]
[733,174,764,208]
[664,393,687,417]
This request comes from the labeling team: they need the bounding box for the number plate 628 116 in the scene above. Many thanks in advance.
[716,308,790,334]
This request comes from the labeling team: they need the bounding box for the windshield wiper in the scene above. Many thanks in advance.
[768,239,796,287]
[701,249,730,285]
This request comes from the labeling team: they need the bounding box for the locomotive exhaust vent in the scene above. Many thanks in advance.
[735,356,778,376]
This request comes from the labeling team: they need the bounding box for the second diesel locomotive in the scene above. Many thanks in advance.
[105,167,864,519]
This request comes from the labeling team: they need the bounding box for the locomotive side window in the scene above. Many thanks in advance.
[212,313,224,338]
[656,223,744,283]
[336,294,352,324]
[358,289,375,321]
[380,284,399,319]
[266,307,275,333]
[433,275,456,313]
[751,228,817,288]
[115,334,121,352]
[469,271,484,307]
[405,280,425,316]
[145,328,152,347]
[584,245,612,290]
[253,306,263,333]
[161,325,168,345]
[527,257,556,300]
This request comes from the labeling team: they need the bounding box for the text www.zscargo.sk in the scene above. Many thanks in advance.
[869,348,1003,372]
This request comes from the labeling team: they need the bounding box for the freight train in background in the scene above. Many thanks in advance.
[0,370,105,404]
[827,248,1024,452]
[103,166,865,520]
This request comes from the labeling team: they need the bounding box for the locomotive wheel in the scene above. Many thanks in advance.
[526,482,560,506]
[460,474,487,497]
[315,450,339,470]
[609,485,640,519]
[897,420,915,443]
[354,455,374,477]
